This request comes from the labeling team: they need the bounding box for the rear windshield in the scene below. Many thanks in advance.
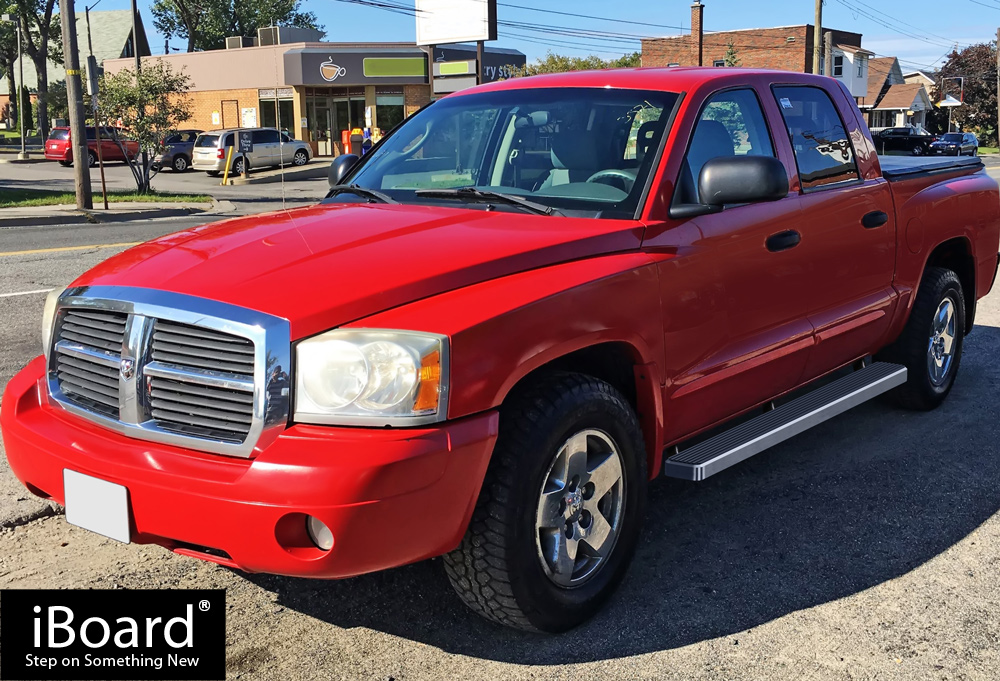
[195,135,220,148]
[941,134,963,142]
[48,129,69,141]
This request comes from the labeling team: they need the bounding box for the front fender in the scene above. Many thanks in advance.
[351,252,668,419]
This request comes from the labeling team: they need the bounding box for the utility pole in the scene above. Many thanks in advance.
[824,31,833,79]
[996,28,999,150]
[130,0,148,185]
[60,0,92,209]
[813,0,823,74]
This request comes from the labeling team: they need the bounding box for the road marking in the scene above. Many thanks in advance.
[0,241,140,257]
[0,288,55,298]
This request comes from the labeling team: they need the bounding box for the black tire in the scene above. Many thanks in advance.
[172,155,189,172]
[292,149,308,166]
[87,150,97,167]
[58,160,72,167]
[232,157,247,175]
[443,372,647,632]
[912,145,925,156]
[880,267,965,410]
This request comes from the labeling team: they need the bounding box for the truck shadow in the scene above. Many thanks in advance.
[249,323,1000,664]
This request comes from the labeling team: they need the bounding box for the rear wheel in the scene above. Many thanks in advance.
[232,156,247,175]
[87,150,97,167]
[172,155,189,172]
[881,267,965,410]
[912,144,926,156]
[443,372,647,632]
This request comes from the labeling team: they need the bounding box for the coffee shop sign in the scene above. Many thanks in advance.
[320,58,347,82]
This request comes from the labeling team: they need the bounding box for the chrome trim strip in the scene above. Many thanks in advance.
[47,286,291,458]
[145,361,255,392]
[53,341,121,368]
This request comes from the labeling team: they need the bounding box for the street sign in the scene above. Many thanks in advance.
[238,130,253,153]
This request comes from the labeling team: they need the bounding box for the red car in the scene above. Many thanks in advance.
[44,126,139,167]
[5,68,1000,632]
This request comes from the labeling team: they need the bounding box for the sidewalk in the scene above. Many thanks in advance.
[0,198,235,228]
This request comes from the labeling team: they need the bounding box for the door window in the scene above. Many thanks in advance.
[252,129,279,145]
[772,86,860,191]
[676,88,775,204]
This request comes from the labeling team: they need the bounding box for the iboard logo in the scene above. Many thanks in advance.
[1,589,225,680]
[320,57,347,82]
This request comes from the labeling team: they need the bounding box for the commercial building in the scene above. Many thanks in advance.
[104,37,525,157]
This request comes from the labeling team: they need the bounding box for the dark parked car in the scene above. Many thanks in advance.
[930,132,979,156]
[153,130,202,172]
[875,127,938,156]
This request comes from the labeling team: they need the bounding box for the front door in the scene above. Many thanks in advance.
[649,87,816,444]
[770,85,896,381]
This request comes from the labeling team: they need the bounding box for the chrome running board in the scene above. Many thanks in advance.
[662,362,907,481]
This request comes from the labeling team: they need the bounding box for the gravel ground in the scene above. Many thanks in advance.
[1,208,999,679]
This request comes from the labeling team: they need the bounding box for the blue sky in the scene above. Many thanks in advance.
[101,0,998,73]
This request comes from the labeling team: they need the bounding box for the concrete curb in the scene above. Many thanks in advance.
[0,201,222,228]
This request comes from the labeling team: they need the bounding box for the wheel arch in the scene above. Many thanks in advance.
[924,236,976,333]
[498,341,664,479]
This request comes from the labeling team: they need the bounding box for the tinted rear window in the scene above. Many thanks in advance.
[195,135,220,148]
[48,129,69,141]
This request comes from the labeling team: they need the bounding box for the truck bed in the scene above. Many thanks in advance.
[879,155,984,181]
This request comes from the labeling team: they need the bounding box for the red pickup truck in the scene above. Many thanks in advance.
[4,68,999,633]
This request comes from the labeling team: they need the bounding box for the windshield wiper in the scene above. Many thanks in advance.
[326,184,397,204]
[414,187,562,216]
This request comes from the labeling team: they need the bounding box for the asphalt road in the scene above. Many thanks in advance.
[0,172,999,680]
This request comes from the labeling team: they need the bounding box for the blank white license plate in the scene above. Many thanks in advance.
[63,470,131,543]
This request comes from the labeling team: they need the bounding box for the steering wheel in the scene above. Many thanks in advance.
[586,168,638,193]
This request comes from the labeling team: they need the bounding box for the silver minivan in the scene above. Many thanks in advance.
[192,128,312,175]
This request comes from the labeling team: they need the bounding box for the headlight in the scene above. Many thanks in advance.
[294,329,448,426]
[41,288,65,359]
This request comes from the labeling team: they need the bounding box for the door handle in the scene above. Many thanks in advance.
[862,211,889,229]
[766,230,801,252]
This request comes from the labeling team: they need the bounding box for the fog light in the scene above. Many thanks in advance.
[305,515,334,551]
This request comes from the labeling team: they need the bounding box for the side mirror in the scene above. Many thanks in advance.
[698,156,788,207]
[328,153,360,188]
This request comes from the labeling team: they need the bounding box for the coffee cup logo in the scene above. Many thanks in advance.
[320,57,347,82]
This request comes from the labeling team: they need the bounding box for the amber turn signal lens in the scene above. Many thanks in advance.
[413,350,442,413]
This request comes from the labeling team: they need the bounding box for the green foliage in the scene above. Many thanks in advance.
[98,61,193,192]
[939,42,998,146]
[724,41,740,67]
[153,0,323,52]
[513,50,641,77]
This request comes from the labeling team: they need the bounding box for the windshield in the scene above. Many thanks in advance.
[48,129,69,141]
[341,87,679,219]
[941,134,963,142]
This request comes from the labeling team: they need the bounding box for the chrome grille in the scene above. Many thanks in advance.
[149,320,255,443]
[45,287,291,458]
[53,309,127,418]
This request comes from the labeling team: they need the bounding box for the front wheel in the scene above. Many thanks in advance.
[292,149,308,166]
[443,373,647,632]
[880,267,965,410]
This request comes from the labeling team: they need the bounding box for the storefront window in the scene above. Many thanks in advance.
[376,87,405,133]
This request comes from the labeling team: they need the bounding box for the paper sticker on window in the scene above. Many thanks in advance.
[779,98,793,109]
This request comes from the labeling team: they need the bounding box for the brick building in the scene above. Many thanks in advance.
[641,2,863,78]
[104,40,523,158]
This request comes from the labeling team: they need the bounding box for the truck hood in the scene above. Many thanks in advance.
[75,202,645,339]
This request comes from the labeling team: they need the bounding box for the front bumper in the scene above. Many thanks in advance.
[2,356,499,578]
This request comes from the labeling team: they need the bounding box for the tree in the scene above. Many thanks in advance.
[0,7,17,128]
[98,61,193,192]
[514,50,641,77]
[16,0,61,138]
[153,0,322,53]
[724,40,741,67]
[938,42,997,146]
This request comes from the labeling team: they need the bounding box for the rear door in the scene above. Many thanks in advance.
[250,129,278,167]
[771,84,897,381]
